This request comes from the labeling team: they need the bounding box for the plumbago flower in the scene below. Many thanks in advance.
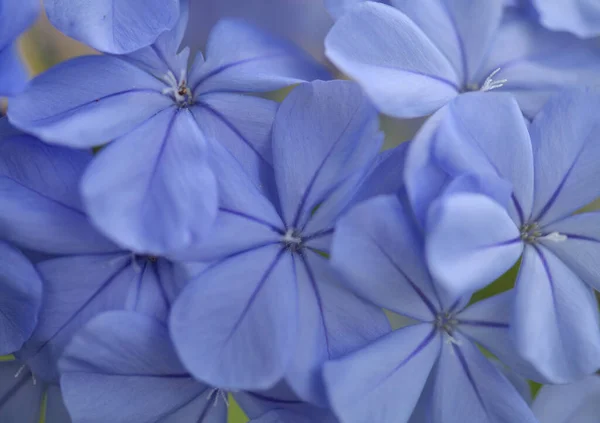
[170,80,405,404]
[0,0,39,95]
[8,3,327,257]
[404,89,600,382]
[532,374,600,423]
[59,310,337,422]
[523,0,600,39]
[0,242,41,356]
[0,357,70,422]
[324,0,600,118]
[44,0,180,54]
[323,194,538,423]
[0,118,183,382]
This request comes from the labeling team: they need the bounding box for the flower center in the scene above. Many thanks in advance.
[161,70,194,108]
[465,68,508,92]
[520,222,568,244]
[282,229,304,253]
[435,312,458,336]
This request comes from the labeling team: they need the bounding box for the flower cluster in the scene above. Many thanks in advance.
[1,0,600,422]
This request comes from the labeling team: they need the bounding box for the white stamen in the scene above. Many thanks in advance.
[161,69,191,105]
[14,365,26,379]
[480,68,508,92]
[31,373,37,386]
[283,229,302,245]
[208,388,230,408]
[540,232,568,242]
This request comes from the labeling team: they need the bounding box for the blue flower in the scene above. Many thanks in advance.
[324,1,600,118]
[250,409,338,423]
[0,357,70,422]
[0,0,38,96]
[169,80,401,404]
[0,118,183,381]
[59,310,337,422]
[532,374,600,422]
[8,4,328,257]
[323,194,539,423]
[0,241,42,356]
[524,0,600,39]
[44,0,180,54]
[405,89,600,382]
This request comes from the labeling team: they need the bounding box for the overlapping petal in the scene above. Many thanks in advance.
[531,0,600,38]
[60,311,225,423]
[0,43,29,96]
[82,108,218,255]
[170,245,297,390]
[533,375,600,423]
[0,361,47,423]
[325,2,459,118]
[0,242,42,355]
[44,0,180,54]
[323,324,440,423]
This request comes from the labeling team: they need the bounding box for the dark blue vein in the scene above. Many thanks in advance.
[457,319,509,328]
[439,0,469,85]
[453,344,489,415]
[304,228,334,242]
[300,252,331,358]
[558,233,600,243]
[291,101,363,229]
[153,262,172,310]
[219,207,284,234]
[245,391,304,405]
[132,261,148,312]
[31,260,132,357]
[191,54,289,93]
[193,101,273,170]
[223,249,286,344]
[366,233,439,318]
[28,89,166,124]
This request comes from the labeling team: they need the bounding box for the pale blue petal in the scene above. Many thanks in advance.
[0,0,39,48]
[82,109,218,255]
[391,0,503,84]
[272,80,382,230]
[0,122,118,254]
[531,0,600,38]
[326,0,388,19]
[60,311,225,423]
[18,254,136,381]
[426,193,523,297]
[8,55,172,147]
[191,19,328,95]
[542,212,600,292]
[323,324,440,423]
[430,334,538,423]
[0,43,28,97]
[0,242,42,355]
[285,252,390,405]
[532,375,600,423]
[513,246,600,382]
[476,10,600,117]
[325,2,460,118]
[529,88,600,225]
[44,0,180,54]
[250,409,335,423]
[170,245,297,390]
[331,195,442,321]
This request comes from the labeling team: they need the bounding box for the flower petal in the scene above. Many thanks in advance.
[0,43,28,97]
[0,122,117,255]
[331,195,441,322]
[250,409,334,423]
[191,19,328,95]
[44,0,180,54]
[532,375,600,423]
[170,245,297,390]
[477,10,600,117]
[0,242,42,355]
[325,2,459,118]
[0,0,38,47]
[542,212,600,292]
[529,88,600,224]
[513,246,600,382]
[82,109,217,256]
[285,252,390,405]
[0,361,44,422]
[45,385,71,422]
[192,93,278,198]
[531,0,600,39]
[430,334,538,423]
[18,254,138,381]
[272,80,382,230]
[323,324,440,423]
[60,311,224,423]
[391,0,503,83]
[325,0,388,19]
[8,55,172,148]
[426,193,523,297]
